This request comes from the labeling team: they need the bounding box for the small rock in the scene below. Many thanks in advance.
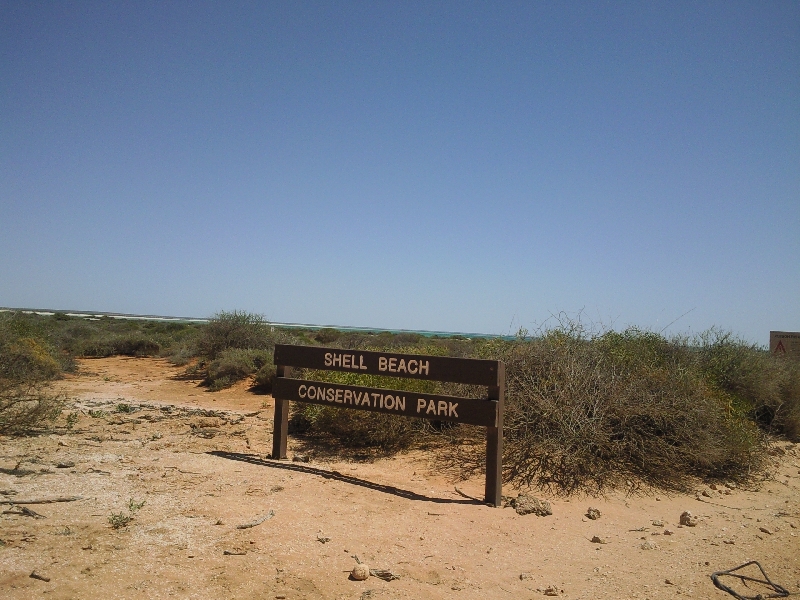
[317,536,331,544]
[663,529,674,535]
[543,584,561,596]
[640,540,658,550]
[56,461,75,468]
[702,490,712,497]
[30,571,51,582]
[512,493,552,516]
[665,578,674,585]
[655,496,661,501]
[590,536,607,544]
[680,511,698,527]
[724,482,736,489]
[351,563,370,581]
[292,454,310,463]
[520,572,534,580]
[586,507,601,520]
[709,483,718,490]
[759,527,773,535]
[652,519,664,527]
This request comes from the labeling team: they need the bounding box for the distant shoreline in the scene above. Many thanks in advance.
[0,306,513,340]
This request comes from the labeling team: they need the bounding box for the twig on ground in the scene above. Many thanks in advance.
[3,506,46,518]
[236,509,275,529]
[454,486,479,500]
[1,496,83,505]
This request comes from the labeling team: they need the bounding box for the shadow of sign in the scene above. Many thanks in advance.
[208,450,483,506]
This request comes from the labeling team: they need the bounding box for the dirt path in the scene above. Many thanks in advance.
[1,357,798,599]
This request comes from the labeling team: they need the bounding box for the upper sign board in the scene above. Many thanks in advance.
[273,344,501,386]
[770,331,800,359]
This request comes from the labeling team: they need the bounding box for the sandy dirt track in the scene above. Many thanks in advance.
[1,357,799,599]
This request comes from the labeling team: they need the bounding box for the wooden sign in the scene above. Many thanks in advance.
[271,344,505,506]
[273,345,501,385]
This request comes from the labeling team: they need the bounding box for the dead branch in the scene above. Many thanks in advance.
[1,495,83,505]
[236,509,275,529]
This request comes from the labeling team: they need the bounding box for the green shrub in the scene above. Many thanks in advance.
[314,328,342,344]
[196,311,272,360]
[694,329,800,440]
[253,363,277,390]
[73,334,160,357]
[204,348,272,390]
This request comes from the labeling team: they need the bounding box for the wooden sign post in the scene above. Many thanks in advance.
[271,344,505,506]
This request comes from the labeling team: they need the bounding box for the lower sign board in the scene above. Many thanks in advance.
[273,377,497,427]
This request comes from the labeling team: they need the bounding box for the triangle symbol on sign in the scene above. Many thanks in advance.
[775,340,786,354]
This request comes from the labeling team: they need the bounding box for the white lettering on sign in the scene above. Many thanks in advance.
[297,384,406,412]
[379,356,429,375]
[415,397,458,418]
[324,352,367,371]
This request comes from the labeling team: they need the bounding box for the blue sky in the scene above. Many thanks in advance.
[1,2,798,343]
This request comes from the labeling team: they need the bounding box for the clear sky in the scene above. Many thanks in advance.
[1,2,798,344]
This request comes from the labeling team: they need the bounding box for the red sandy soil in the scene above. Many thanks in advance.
[1,356,798,599]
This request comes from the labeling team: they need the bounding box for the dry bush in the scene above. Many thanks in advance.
[0,382,66,434]
[0,318,66,433]
[438,327,766,495]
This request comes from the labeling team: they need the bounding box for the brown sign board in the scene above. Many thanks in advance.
[270,344,505,506]
[770,331,800,359]
[273,344,501,386]
[273,377,497,427]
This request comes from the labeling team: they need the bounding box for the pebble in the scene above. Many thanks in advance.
[640,540,659,550]
[586,507,601,520]
[543,585,562,596]
[520,572,534,580]
[663,529,674,535]
[680,511,698,527]
[351,564,370,581]
[591,536,607,544]
[652,519,664,527]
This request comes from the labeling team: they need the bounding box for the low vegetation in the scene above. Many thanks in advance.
[1,309,797,495]
[0,313,67,433]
